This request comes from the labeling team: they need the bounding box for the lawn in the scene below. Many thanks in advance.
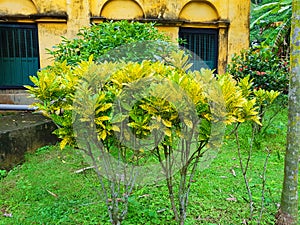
[1,100,299,224]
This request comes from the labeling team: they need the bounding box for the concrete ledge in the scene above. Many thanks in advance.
[0,112,58,170]
[0,93,35,105]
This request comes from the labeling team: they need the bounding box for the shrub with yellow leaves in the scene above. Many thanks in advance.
[25,48,281,224]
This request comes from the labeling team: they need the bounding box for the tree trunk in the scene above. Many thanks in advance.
[276,1,300,224]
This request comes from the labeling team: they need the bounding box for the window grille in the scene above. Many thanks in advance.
[0,23,39,88]
[179,28,218,72]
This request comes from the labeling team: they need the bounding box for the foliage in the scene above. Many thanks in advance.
[47,20,170,66]
[227,45,289,94]
[26,47,276,224]
[26,53,265,151]
[0,103,295,225]
[0,170,7,180]
[25,59,92,148]
[26,16,285,223]
[226,60,281,223]
[250,0,292,55]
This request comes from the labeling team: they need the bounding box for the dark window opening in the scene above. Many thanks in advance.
[0,23,39,88]
[179,28,218,72]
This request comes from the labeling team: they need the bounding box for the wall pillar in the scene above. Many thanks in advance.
[227,0,251,61]
[66,0,90,38]
[37,22,67,68]
[218,27,229,74]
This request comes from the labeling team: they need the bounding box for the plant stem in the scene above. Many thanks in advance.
[235,125,254,219]
[258,148,271,225]
[157,145,179,221]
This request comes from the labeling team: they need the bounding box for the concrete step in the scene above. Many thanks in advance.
[0,112,58,170]
[0,93,35,105]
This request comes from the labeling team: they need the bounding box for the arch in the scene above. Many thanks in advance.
[100,0,144,19]
[179,1,219,22]
[0,0,38,15]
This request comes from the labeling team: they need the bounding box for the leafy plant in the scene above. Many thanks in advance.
[27,46,271,224]
[227,75,281,224]
[227,45,289,94]
[48,20,170,66]
[217,69,281,223]
[72,55,210,224]
[0,169,7,179]
[250,0,292,56]
[25,58,94,148]
[26,19,283,224]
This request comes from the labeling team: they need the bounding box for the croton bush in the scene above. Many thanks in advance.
[26,54,279,149]
[25,21,281,224]
[25,51,273,224]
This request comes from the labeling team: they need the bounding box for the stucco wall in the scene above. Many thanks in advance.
[37,23,67,67]
[227,0,251,61]
[0,0,250,73]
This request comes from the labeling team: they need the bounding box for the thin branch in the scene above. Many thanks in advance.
[245,124,255,174]
[261,107,282,134]
[235,125,254,219]
[228,122,241,136]
[74,166,95,174]
[258,147,271,225]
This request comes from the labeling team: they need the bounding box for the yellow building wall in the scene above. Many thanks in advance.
[0,0,250,73]
[227,0,251,62]
[0,0,37,15]
[37,23,67,67]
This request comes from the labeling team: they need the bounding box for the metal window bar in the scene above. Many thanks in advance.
[179,28,218,72]
[0,24,39,88]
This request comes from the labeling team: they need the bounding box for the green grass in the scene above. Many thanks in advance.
[1,101,299,225]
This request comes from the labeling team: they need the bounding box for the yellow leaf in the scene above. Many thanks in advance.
[183,118,193,128]
[164,128,172,137]
[96,103,112,114]
[60,138,68,149]
[139,104,157,114]
[162,119,172,128]
[156,115,162,122]
[111,125,120,132]
[99,130,107,140]
[96,116,110,121]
